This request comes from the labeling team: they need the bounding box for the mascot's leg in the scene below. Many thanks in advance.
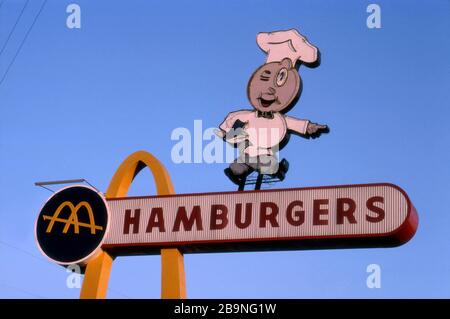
[224,153,254,190]
[257,155,279,175]
[254,156,290,187]
[272,158,289,181]
[251,155,277,190]
[224,163,252,184]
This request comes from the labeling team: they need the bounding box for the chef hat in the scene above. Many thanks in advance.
[256,29,318,66]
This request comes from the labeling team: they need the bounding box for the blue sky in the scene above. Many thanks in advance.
[0,0,449,298]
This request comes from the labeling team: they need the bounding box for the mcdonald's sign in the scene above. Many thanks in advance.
[34,151,418,299]
[35,185,109,265]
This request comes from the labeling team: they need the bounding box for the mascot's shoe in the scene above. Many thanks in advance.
[273,158,289,181]
[225,162,253,186]
[224,168,244,185]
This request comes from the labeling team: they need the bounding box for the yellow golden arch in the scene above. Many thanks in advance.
[80,150,186,299]
[43,201,103,235]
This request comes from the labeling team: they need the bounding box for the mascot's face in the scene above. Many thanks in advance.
[247,58,301,113]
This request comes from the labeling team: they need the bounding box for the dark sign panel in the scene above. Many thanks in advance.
[35,186,109,265]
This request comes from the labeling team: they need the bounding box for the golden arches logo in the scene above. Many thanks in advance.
[42,201,104,235]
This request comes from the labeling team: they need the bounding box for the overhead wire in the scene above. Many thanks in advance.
[0,0,47,86]
[0,0,30,58]
[0,281,45,298]
[0,239,132,298]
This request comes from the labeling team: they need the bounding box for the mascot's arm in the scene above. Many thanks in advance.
[215,110,253,143]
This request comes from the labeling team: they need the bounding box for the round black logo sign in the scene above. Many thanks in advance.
[35,185,109,265]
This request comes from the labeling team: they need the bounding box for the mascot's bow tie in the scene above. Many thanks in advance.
[257,111,274,119]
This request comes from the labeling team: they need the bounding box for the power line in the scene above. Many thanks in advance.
[0,241,48,298]
[0,239,44,263]
[0,281,45,298]
[0,0,47,87]
[0,240,132,298]
[0,0,30,58]
[108,287,131,299]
